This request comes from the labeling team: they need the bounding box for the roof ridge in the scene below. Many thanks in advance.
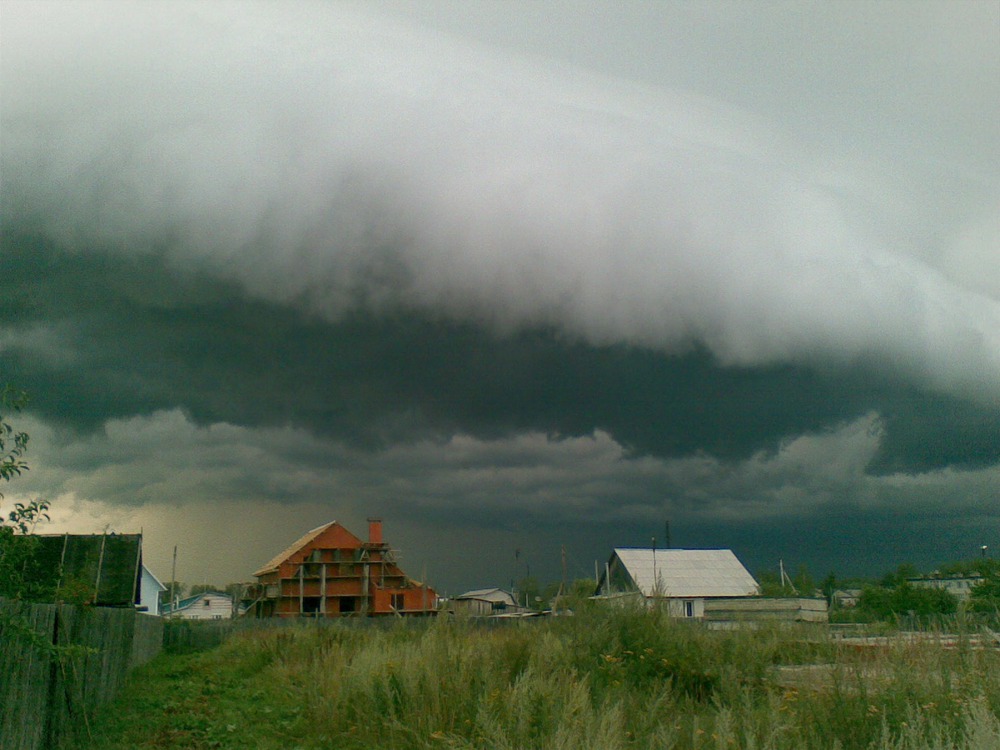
[252,520,339,577]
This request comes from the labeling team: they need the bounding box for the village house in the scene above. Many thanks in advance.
[907,574,983,603]
[594,547,827,624]
[163,590,243,620]
[594,548,760,618]
[832,588,863,609]
[450,587,524,616]
[139,564,167,615]
[249,518,437,617]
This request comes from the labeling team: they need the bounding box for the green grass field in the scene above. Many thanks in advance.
[85,609,1000,749]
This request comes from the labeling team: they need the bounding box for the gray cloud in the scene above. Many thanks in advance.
[2,1,998,587]
[9,408,998,590]
[3,1,998,401]
[4,244,998,474]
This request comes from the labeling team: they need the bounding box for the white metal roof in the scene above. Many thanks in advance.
[456,587,518,604]
[612,548,759,598]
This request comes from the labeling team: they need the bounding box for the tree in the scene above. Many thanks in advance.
[553,578,598,612]
[938,557,1000,579]
[1,386,51,600]
[189,583,222,597]
[0,385,30,484]
[515,576,543,610]
[880,562,918,588]
[858,582,957,621]
[968,573,1000,615]
[0,386,65,658]
[820,572,837,605]
[792,564,815,596]
[755,569,786,597]
[160,582,186,608]
[755,567,806,598]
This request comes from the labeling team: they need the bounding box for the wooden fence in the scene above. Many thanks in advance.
[0,599,162,750]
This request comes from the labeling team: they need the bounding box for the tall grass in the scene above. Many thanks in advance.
[88,608,1000,749]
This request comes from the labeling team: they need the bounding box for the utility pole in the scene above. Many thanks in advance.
[557,544,567,610]
[780,559,798,594]
[651,536,658,599]
[170,545,178,618]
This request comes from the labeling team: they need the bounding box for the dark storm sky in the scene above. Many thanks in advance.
[1,1,998,591]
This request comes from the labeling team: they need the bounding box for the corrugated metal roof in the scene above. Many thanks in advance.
[164,590,231,614]
[252,521,337,577]
[612,548,759,598]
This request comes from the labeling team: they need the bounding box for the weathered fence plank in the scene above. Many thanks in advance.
[0,600,162,750]
[0,601,55,750]
[130,614,164,668]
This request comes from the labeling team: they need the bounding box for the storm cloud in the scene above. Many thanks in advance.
[1,1,998,589]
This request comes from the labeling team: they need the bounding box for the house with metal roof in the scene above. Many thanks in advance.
[163,590,243,620]
[595,548,760,618]
[450,587,523,616]
[249,518,437,618]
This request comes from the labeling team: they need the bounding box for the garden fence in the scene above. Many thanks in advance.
[0,599,162,750]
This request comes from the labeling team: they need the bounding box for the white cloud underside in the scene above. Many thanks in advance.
[2,2,998,405]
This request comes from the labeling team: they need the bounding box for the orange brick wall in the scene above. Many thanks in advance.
[253,521,437,617]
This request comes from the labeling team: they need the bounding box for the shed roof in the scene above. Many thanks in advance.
[609,548,758,599]
[253,521,337,577]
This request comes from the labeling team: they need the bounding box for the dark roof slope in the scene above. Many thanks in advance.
[11,533,142,606]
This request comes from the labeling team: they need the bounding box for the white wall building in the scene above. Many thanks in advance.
[907,575,983,603]
[451,587,522,616]
[139,564,167,616]
[163,590,241,620]
[595,548,760,618]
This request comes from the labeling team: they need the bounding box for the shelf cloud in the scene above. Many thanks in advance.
[2,1,997,588]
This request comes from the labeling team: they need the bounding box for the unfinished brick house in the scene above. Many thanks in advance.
[250,519,437,617]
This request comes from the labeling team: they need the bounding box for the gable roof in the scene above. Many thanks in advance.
[457,588,518,604]
[163,590,231,614]
[252,521,337,577]
[142,564,167,592]
[12,533,142,606]
[608,548,758,598]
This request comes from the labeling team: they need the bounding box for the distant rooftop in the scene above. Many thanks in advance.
[456,588,517,603]
[608,548,759,599]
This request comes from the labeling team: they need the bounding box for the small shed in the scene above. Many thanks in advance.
[595,548,759,618]
[832,588,862,608]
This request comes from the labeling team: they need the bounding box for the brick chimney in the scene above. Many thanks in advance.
[367,518,383,545]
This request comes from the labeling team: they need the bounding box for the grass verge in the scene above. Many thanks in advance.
[86,608,1000,749]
